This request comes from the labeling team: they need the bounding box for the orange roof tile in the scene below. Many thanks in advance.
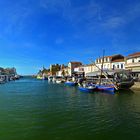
[128,52,140,57]
[70,61,82,64]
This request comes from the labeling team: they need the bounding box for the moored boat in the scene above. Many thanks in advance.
[37,75,43,80]
[48,76,53,81]
[78,85,96,93]
[0,79,6,84]
[96,84,115,92]
[37,75,48,80]
[56,80,62,84]
[56,77,65,84]
[65,81,77,86]
[113,71,134,90]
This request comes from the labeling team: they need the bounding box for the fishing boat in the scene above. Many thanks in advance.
[37,75,43,80]
[0,79,6,84]
[78,84,96,93]
[37,75,48,80]
[52,76,56,83]
[113,70,134,90]
[89,50,134,91]
[43,77,48,80]
[56,80,63,84]
[65,81,77,86]
[96,84,115,92]
[89,50,121,93]
[55,77,65,84]
[95,50,115,93]
[48,76,53,81]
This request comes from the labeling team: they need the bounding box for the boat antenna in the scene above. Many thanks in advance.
[99,50,105,86]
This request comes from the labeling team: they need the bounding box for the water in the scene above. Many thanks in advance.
[0,78,140,140]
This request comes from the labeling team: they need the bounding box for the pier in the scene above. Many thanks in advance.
[131,82,140,90]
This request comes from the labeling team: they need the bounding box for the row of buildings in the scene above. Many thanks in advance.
[41,52,140,80]
[0,67,18,82]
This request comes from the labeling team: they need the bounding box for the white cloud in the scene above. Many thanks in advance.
[102,2,140,30]
[102,16,125,29]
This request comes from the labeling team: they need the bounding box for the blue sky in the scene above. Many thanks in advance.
[0,0,140,75]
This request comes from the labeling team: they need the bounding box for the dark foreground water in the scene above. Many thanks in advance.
[0,78,140,140]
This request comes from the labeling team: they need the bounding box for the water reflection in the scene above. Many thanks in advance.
[0,78,140,140]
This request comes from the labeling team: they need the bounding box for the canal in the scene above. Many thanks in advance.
[0,78,140,140]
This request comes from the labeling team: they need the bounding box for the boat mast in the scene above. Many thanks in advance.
[99,50,105,86]
[89,55,119,90]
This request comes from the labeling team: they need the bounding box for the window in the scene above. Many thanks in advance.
[132,59,134,63]
[117,65,119,68]
[108,58,110,62]
[96,59,98,63]
[113,65,115,70]
[121,64,123,69]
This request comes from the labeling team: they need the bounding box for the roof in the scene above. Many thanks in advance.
[74,64,94,68]
[97,54,123,59]
[74,65,85,68]
[69,61,82,64]
[111,58,124,62]
[128,52,140,57]
[84,64,93,67]
[104,55,115,58]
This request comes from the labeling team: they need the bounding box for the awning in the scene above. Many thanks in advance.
[73,72,84,74]
[105,71,115,75]
[131,70,140,72]
[86,71,99,76]
[86,70,116,76]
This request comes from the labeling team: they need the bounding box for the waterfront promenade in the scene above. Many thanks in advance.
[0,77,140,140]
[131,82,140,90]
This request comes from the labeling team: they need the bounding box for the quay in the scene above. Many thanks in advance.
[131,82,140,90]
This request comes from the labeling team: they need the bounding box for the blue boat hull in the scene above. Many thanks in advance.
[43,77,48,80]
[96,85,115,92]
[65,82,77,86]
[78,87,96,93]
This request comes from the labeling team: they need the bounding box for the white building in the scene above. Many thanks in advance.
[74,64,97,77]
[111,59,125,70]
[125,52,140,79]
[95,54,125,71]
[68,61,82,76]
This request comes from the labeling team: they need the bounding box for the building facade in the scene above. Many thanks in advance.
[125,52,140,79]
[111,59,125,70]
[56,65,69,77]
[68,62,82,76]
[50,64,61,75]
[95,54,125,71]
